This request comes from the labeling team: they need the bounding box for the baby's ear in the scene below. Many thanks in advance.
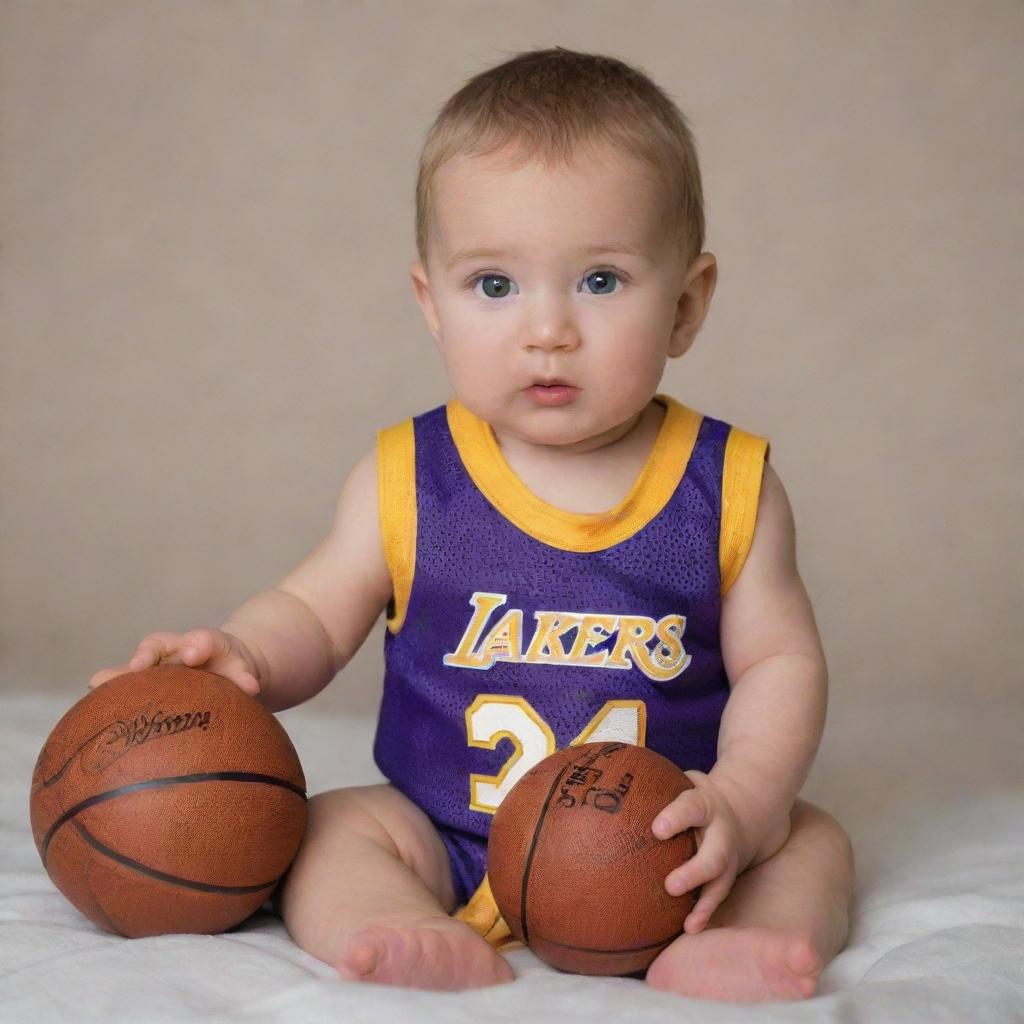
[668,331,698,359]
[669,253,717,358]
[409,261,442,341]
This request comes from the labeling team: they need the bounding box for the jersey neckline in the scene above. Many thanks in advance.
[445,394,703,552]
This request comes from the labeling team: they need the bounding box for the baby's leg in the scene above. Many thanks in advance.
[645,799,855,1002]
[276,784,513,991]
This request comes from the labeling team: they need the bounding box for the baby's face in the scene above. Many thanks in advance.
[410,144,715,451]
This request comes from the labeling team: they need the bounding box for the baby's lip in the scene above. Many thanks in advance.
[528,378,576,388]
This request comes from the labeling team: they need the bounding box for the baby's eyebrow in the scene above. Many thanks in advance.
[445,242,646,271]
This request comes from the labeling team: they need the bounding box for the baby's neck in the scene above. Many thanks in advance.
[493,400,667,515]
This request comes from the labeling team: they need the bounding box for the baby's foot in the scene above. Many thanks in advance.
[645,925,823,1002]
[335,915,515,991]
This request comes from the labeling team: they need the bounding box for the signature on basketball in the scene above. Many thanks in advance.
[554,743,634,814]
[81,703,212,774]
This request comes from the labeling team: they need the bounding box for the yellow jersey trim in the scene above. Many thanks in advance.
[376,419,416,634]
[445,394,703,553]
[454,873,520,950]
[719,427,770,595]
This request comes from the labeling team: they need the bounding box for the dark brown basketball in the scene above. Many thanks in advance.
[488,741,699,976]
[29,665,307,938]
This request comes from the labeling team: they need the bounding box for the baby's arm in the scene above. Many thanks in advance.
[652,462,827,932]
[711,461,828,861]
[219,449,392,712]
[90,449,392,714]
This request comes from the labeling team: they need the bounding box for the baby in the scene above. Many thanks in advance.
[90,47,855,1002]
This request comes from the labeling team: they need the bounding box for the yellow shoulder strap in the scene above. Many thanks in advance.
[719,427,770,595]
[376,419,416,633]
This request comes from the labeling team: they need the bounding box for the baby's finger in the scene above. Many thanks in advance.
[177,630,261,696]
[176,629,227,667]
[227,670,262,697]
[664,836,733,898]
[127,632,187,671]
[88,664,134,688]
[683,870,736,934]
[652,790,709,840]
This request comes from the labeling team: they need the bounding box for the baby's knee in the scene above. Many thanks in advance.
[301,784,455,910]
[307,784,388,820]
[791,800,855,879]
[271,786,392,915]
[305,785,399,850]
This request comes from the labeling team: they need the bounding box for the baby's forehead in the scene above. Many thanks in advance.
[431,146,671,261]
[438,141,646,186]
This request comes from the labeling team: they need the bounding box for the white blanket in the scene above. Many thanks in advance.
[3,691,1022,1023]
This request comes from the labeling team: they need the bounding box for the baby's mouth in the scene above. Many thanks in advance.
[523,380,581,406]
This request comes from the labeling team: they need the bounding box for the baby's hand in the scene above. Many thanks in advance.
[651,769,748,934]
[88,628,263,697]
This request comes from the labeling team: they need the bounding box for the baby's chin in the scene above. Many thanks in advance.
[493,404,642,455]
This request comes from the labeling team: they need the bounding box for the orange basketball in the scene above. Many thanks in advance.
[488,741,698,976]
[29,665,307,938]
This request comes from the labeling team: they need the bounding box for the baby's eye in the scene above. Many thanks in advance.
[471,274,518,300]
[580,269,622,295]
[469,269,625,299]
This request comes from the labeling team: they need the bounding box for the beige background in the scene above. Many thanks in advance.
[2,2,1021,791]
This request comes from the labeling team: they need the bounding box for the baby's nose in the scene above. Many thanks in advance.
[520,312,581,352]
[519,290,582,352]
[522,329,580,352]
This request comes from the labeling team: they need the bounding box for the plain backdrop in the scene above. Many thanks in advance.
[2,3,1021,815]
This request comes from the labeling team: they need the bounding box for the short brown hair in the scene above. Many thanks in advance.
[415,46,705,270]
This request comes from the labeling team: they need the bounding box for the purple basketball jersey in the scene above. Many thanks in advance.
[373,397,742,846]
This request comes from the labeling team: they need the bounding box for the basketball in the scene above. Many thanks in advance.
[29,665,308,938]
[488,741,699,976]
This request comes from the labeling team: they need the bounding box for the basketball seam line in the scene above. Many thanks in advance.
[40,771,307,861]
[519,760,574,948]
[71,819,281,895]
